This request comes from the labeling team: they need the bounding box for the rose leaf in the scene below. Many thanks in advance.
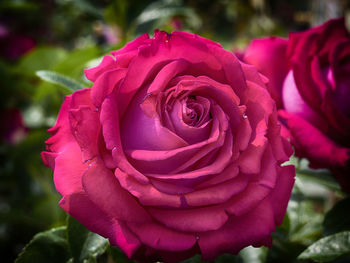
[36,70,88,93]
[298,231,350,262]
[67,215,109,263]
[15,226,70,263]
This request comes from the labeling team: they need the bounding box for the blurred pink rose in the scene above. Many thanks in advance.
[42,30,294,262]
[244,18,350,192]
[0,25,35,60]
[0,108,28,144]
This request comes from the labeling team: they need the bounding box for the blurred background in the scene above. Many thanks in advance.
[1,0,349,262]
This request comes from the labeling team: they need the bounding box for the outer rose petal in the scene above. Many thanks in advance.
[82,159,152,223]
[84,55,117,82]
[268,165,295,225]
[282,70,328,131]
[60,192,141,258]
[279,110,349,168]
[127,221,197,252]
[198,198,275,260]
[43,96,73,168]
[244,37,289,108]
[52,142,87,196]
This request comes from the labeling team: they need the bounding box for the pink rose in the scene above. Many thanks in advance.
[0,24,35,60]
[244,18,350,192]
[42,31,294,262]
[0,108,28,144]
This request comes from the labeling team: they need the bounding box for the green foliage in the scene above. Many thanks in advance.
[67,216,109,263]
[36,70,88,93]
[323,197,350,236]
[298,231,350,262]
[15,227,70,263]
[15,216,109,263]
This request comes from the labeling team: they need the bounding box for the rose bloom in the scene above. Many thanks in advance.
[244,18,350,192]
[0,108,28,144]
[0,24,35,60]
[42,31,294,262]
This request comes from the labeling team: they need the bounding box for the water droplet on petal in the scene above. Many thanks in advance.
[242,113,248,119]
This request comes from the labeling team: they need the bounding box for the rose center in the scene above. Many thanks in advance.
[182,96,211,127]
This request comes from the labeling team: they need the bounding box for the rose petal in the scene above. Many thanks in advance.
[145,129,233,187]
[244,36,288,108]
[282,70,328,130]
[147,58,189,94]
[125,114,220,174]
[198,199,275,260]
[44,96,73,157]
[121,85,188,151]
[84,55,117,82]
[53,142,86,196]
[91,68,127,107]
[224,182,271,216]
[279,110,349,167]
[238,141,267,174]
[184,172,250,207]
[115,168,182,208]
[268,165,295,225]
[100,88,149,184]
[148,205,228,232]
[117,31,223,117]
[69,106,100,162]
[59,192,141,258]
[82,159,151,223]
[127,221,196,252]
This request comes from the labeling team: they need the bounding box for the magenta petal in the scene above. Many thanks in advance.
[100,88,149,184]
[199,199,275,260]
[280,110,349,167]
[268,165,295,225]
[111,33,149,58]
[184,172,249,207]
[258,144,278,189]
[121,85,188,151]
[60,193,141,258]
[196,163,239,188]
[53,142,86,196]
[69,106,100,162]
[225,182,271,216]
[282,70,328,130]
[148,205,228,232]
[235,117,252,152]
[239,141,267,174]
[127,221,196,252]
[84,55,117,82]
[82,159,151,223]
[115,168,182,208]
[148,59,189,94]
[91,68,127,107]
[44,95,74,155]
[145,130,233,187]
[244,36,288,108]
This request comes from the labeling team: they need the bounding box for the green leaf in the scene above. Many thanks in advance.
[67,216,109,263]
[36,70,87,92]
[108,246,137,263]
[298,231,350,262]
[324,197,350,236]
[53,46,100,81]
[239,246,268,263]
[15,226,70,263]
[16,47,67,75]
